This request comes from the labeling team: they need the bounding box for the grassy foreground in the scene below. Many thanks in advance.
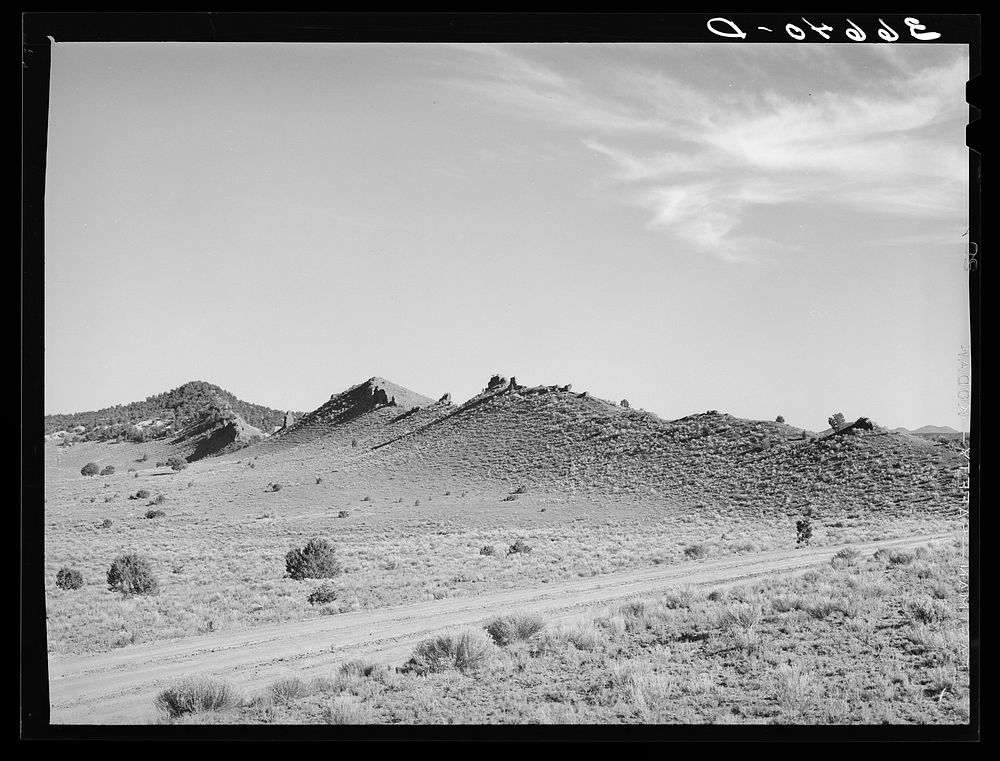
[155,539,970,726]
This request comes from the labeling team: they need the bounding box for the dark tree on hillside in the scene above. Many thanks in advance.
[828,412,847,431]
[776,415,785,423]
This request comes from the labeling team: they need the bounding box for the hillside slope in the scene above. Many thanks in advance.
[350,376,964,518]
[263,377,451,451]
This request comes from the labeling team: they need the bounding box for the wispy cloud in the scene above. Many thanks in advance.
[444,45,968,264]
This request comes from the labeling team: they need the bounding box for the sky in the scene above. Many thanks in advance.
[43,42,972,431]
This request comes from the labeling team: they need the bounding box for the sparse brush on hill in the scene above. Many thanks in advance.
[285,539,341,581]
[107,552,159,597]
[55,567,84,591]
[45,380,293,441]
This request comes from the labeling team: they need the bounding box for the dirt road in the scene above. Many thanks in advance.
[48,532,953,724]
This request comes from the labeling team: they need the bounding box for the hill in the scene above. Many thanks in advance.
[893,425,960,435]
[44,381,296,443]
[263,376,448,451]
[251,373,964,519]
[357,376,963,518]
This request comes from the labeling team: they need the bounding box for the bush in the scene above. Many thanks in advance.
[828,412,846,431]
[485,612,546,646]
[337,510,350,518]
[98,518,113,529]
[154,678,238,718]
[149,494,167,506]
[506,539,532,557]
[166,456,188,472]
[405,628,498,675]
[308,582,339,606]
[55,567,84,590]
[107,552,159,596]
[285,538,341,580]
[269,677,311,703]
[776,415,785,423]
[684,543,709,560]
[269,483,283,492]
[145,509,166,519]
[831,547,861,567]
[81,462,100,477]
[796,518,813,545]
[479,545,497,556]
[100,465,116,476]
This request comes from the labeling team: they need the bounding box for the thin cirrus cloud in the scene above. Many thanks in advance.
[445,44,969,264]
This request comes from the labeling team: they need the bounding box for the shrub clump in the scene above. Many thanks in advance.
[107,552,159,596]
[285,538,342,581]
[55,567,84,590]
[98,518,113,529]
[81,462,100,477]
[100,465,116,476]
[130,489,151,500]
[684,543,709,560]
[796,517,813,545]
[479,545,497,556]
[166,456,188,472]
[337,510,350,519]
[485,612,546,646]
[404,628,498,675]
[154,678,238,718]
[506,539,532,557]
[145,509,166,519]
[307,582,339,606]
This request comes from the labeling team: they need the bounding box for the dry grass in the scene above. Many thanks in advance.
[181,540,968,725]
[44,434,962,655]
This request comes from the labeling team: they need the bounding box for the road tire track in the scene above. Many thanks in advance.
[48,532,954,724]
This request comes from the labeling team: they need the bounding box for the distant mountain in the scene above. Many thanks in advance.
[893,425,960,435]
[44,381,296,442]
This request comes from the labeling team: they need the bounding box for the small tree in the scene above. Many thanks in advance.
[796,517,813,545]
[776,415,785,424]
[166,456,188,472]
[285,538,341,580]
[107,552,159,596]
[100,465,116,476]
[828,412,847,431]
[81,462,100,477]
[620,399,630,409]
[56,567,84,590]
